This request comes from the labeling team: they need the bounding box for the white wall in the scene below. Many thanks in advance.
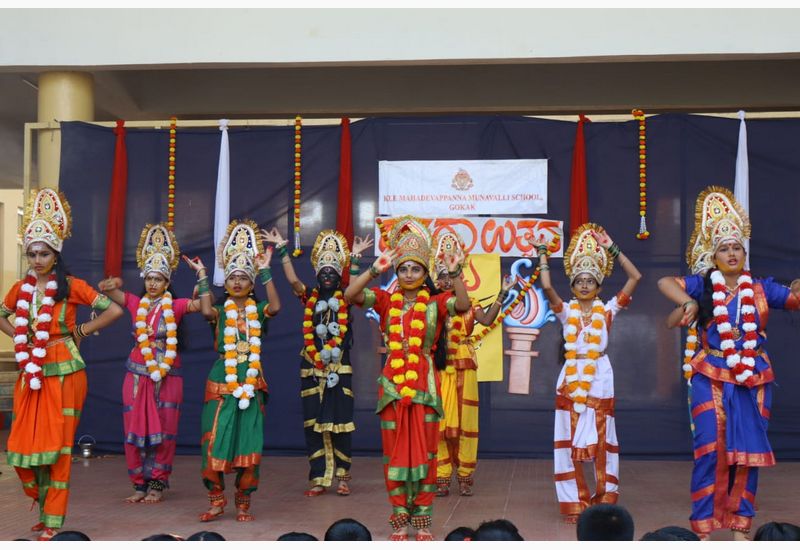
[2,9,799,68]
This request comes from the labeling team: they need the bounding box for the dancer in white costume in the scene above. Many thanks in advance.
[530,224,641,524]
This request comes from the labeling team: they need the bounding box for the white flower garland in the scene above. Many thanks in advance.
[710,270,757,383]
[136,292,178,382]
[223,298,262,410]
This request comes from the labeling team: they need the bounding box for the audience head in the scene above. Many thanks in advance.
[277,532,319,541]
[186,531,226,541]
[640,525,699,541]
[754,522,800,541]
[473,519,524,541]
[50,531,91,541]
[445,526,476,541]
[576,504,635,541]
[141,533,183,541]
[324,518,372,541]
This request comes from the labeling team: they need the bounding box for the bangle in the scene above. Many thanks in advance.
[369,265,380,279]
[350,253,362,261]
[537,244,548,256]
[448,265,463,278]
[608,243,621,258]
[682,300,697,311]
[75,323,88,338]
[258,267,272,285]
[278,244,288,258]
[497,290,508,302]
[540,264,550,271]
[197,270,207,279]
[349,265,361,276]
[197,277,210,295]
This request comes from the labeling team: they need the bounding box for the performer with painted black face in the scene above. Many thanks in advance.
[263,227,373,498]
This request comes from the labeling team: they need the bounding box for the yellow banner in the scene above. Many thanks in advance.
[462,253,503,382]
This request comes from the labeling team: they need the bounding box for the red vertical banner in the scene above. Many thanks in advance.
[336,117,354,245]
[104,120,128,277]
[569,114,589,234]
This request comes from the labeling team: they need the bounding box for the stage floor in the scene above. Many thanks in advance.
[1,437,798,541]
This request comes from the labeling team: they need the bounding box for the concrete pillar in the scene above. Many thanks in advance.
[37,71,94,189]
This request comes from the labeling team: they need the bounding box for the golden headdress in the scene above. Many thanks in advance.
[137,223,180,279]
[22,188,72,252]
[563,223,614,285]
[217,220,262,282]
[686,186,750,273]
[432,227,466,279]
[387,215,432,271]
[311,230,350,275]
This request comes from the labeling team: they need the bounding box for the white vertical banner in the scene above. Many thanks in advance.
[734,110,750,269]
[213,119,230,286]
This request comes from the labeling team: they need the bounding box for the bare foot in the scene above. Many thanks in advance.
[336,480,350,496]
[303,485,326,497]
[125,490,147,503]
[199,505,224,522]
[143,488,163,503]
[389,526,409,541]
[563,514,579,525]
[415,528,435,541]
[236,508,254,522]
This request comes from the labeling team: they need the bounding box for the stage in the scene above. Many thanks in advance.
[1,431,798,541]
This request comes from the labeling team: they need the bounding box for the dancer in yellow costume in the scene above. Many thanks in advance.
[432,229,515,497]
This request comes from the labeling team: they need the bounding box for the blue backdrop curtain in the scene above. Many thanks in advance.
[58,114,800,460]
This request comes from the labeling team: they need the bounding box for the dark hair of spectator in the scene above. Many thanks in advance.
[754,522,800,541]
[186,530,226,541]
[473,519,524,541]
[640,525,700,541]
[276,531,319,541]
[576,504,635,541]
[324,518,372,541]
[50,530,91,541]
[445,526,476,541]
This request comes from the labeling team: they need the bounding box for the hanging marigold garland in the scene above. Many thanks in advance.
[167,116,177,230]
[445,317,463,374]
[387,288,429,405]
[633,109,649,240]
[136,292,178,382]
[682,324,698,383]
[223,298,262,410]
[13,272,58,391]
[302,289,349,370]
[292,115,303,257]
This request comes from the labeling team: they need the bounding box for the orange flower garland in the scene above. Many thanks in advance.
[387,288,430,405]
[167,116,177,230]
[682,325,698,383]
[302,288,349,369]
[223,298,262,410]
[292,115,303,257]
[136,292,177,382]
[563,299,605,413]
[633,109,649,240]
[445,317,463,374]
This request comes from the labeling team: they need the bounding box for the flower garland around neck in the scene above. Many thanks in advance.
[302,288,348,370]
[444,316,463,374]
[387,288,430,406]
[13,272,58,391]
[223,298,262,410]
[563,299,605,413]
[710,270,757,384]
[136,291,178,382]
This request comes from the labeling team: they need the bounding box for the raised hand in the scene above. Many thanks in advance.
[373,249,399,274]
[352,234,374,256]
[255,247,273,270]
[443,247,465,273]
[501,274,516,292]
[182,255,206,273]
[98,277,123,292]
[591,228,613,249]
[260,227,287,248]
